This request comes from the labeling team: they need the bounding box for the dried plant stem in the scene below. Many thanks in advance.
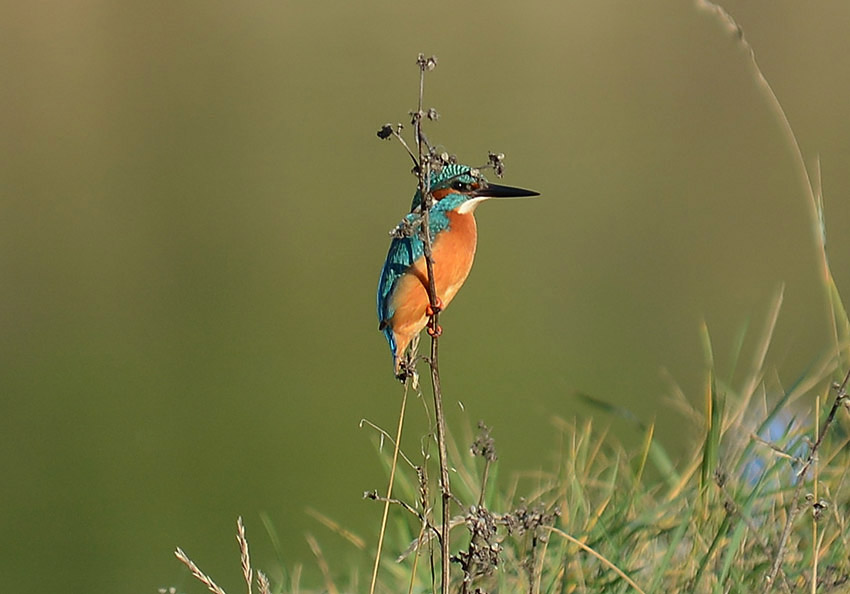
[367,491,438,538]
[715,482,792,593]
[407,523,427,594]
[764,368,850,590]
[811,395,819,594]
[428,324,451,594]
[369,383,410,594]
[478,459,492,508]
[411,53,451,594]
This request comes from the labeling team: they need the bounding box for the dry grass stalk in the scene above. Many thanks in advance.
[174,547,228,594]
[237,516,253,594]
[257,570,271,594]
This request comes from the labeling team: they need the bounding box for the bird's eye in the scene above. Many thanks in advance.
[451,181,469,192]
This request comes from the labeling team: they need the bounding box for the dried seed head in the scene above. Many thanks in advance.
[813,499,829,521]
[487,152,506,177]
[417,53,438,71]
[390,216,418,239]
[471,421,497,462]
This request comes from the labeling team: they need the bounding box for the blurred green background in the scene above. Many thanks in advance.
[2,0,850,592]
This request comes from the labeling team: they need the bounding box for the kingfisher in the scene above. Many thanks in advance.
[377,163,539,377]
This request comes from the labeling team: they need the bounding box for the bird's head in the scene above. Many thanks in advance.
[410,163,539,214]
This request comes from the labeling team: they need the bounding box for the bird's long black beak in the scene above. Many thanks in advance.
[474,183,540,199]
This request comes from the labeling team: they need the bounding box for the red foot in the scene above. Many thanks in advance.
[426,297,444,316]
[427,324,443,337]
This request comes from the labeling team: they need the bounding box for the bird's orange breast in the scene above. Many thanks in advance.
[387,210,478,356]
[429,209,479,303]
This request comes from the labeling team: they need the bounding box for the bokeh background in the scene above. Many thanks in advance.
[3,0,850,592]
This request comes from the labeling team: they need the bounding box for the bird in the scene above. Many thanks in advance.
[377,162,539,378]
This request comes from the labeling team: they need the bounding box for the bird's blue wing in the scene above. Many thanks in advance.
[377,216,425,349]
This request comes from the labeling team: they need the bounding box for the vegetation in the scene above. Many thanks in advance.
[171,3,850,593]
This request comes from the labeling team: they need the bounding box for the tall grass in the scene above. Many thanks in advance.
[173,345,850,593]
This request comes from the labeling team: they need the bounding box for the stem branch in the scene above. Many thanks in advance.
[413,54,451,594]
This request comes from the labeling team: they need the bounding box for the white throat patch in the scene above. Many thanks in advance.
[455,196,490,215]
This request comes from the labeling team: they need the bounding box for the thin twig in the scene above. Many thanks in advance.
[811,395,820,594]
[368,382,410,594]
[715,481,792,593]
[365,490,439,538]
[750,433,804,464]
[478,459,492,509]
[407,522,428,594]
[359,418,418,470]
[429,332,451,594]
[765,368,850,589]
[411,52,452,594]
